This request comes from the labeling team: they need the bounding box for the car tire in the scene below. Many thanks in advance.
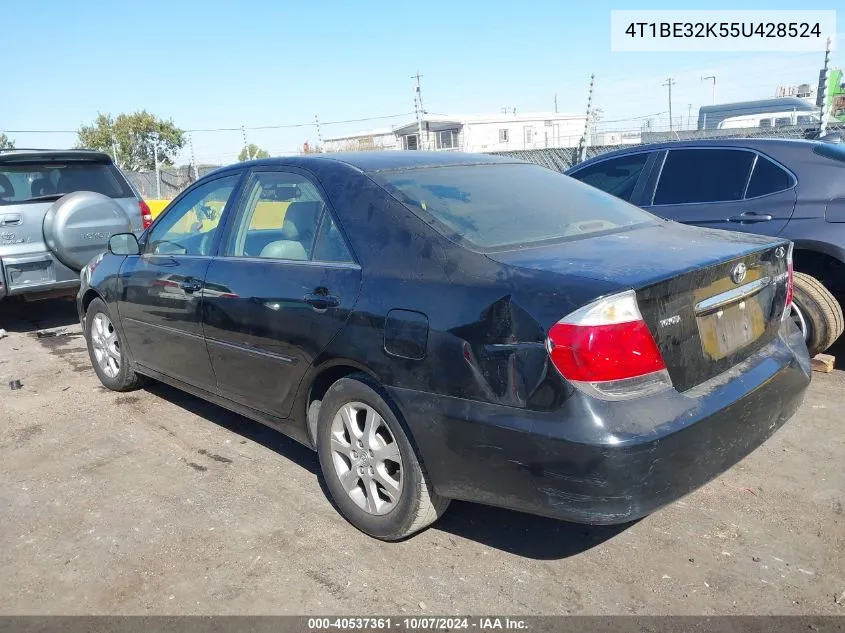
[316,375,449,540]
[84,297,147,392]
[791,272,844,357]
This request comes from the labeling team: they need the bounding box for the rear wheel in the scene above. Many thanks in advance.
[84,298,146,391]
[316,375,449,540]
[791,272,844,356]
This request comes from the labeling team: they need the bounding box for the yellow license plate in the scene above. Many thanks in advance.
[697,297,767,361]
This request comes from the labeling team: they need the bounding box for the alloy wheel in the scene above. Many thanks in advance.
[329,402,403,515]
[90,312,121,379]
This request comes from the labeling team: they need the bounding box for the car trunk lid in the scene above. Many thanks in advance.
[489,222,791,392]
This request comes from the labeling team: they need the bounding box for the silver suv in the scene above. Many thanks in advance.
[0,149,151,302]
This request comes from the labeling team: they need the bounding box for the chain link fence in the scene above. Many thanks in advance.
[490,122,844,172]
[122,165,220,199]
[121,123,844,201]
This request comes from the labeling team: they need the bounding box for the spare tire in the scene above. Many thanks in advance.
[43,191,132,272]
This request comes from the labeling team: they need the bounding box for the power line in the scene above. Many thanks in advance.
[1,112,418,135]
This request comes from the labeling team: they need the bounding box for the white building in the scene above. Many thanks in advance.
[323,112,588,153]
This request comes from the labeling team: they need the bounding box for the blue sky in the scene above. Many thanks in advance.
[2,0,839,164]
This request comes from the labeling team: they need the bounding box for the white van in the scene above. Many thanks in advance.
[717,111,821,129]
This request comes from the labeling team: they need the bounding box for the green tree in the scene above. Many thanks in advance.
[77,111,185,171]
[238,144,270,161]
[0,133,14,150]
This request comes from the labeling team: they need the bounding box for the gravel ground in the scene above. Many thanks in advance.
[1,298,843,615]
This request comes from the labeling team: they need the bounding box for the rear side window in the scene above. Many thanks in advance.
[0,161,133,205]
[569,153,650,202]
[653,149,754,205]
[745,156,793,198]
[375,163,657,250]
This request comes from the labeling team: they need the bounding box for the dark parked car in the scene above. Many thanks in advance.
[566,138,845,357]
[78,152,810,540]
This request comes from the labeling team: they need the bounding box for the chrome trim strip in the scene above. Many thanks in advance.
[124,317,297,364]
[694,276,771,316]
[124,317,204,341]
[205,336,296,365]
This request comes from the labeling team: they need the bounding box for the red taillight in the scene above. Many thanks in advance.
[139,200,153,230]
[546,290,672,400]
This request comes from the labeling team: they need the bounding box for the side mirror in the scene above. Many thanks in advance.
[108,232,140,256]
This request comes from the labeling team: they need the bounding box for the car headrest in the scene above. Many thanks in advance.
[30,178,54,197]
[0,174,14,198]
[259,240,308,261]
[283,201,321,237]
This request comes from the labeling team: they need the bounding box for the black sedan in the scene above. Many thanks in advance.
[78,152,811,540]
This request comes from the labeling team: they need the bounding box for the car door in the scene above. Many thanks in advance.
[566,151,658,205]
[116,172,244,390]
[641,148,797,237]
[201,168,362,418]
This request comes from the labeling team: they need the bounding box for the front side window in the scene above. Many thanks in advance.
[569,152,650,202]
[227,171,339,261]
[146,174,240,256]
[375,163,656,251]
[653,149,754,205]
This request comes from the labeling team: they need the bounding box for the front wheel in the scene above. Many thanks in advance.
[791,272,844,357]
[316,375,449,540]
[84,297,147,391]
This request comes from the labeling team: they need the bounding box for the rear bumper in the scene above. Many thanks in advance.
[389,323,811,524]
[0,252,79,299]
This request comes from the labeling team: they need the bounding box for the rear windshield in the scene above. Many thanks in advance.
[374,163,657,250]
[0,161,133,205]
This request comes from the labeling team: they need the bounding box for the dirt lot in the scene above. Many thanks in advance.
[1,298,843,615]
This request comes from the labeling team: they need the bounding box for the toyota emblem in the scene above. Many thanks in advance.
[731,262,747,284]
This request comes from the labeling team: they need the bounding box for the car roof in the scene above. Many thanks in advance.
[215,151,522,176]
[569,137,829,170]
[0,148,114,163]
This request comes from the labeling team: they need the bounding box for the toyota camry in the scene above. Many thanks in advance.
[78,152,811,540]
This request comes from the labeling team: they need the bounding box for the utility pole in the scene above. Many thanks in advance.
[111,134,119,167]
[411,72,425,150]
[819,37,832,137]
[411,71,425,115]
[241,124,252,160]
[702,75,716,105]
[687,104,692,129]
[152,134,161,199]
[189,133,198,181]
[663,77,675,131]
[577,74,595,163]
[554,94,558,114]
[315,115,323,147]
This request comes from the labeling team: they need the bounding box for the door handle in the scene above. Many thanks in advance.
[304,292,340,310]
[728,212,773,223]
[179,278,203,293]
